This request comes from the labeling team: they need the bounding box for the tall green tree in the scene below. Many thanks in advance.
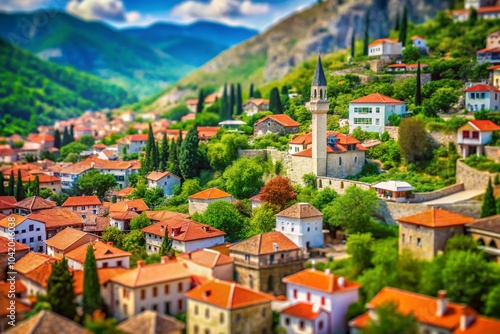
[415,61,422,106]
[179,127,200,179]
[236,83,243,116]
[269,87,283,114]
[363,13,369,56]
[469,7,478,23]
[159,133,169,172]
[254,90,262,98]
[196,89,204,114]
[62,127,71,147]
[394,11,400,31]
[47,258,77,320]
[249,83,254,98]
[220,83,229,120]
[142,123,158,174]
[168,138,182,177]
[70,124,75,142]
[230,84,236,116]
[160,229,173,256]
[350,30,356,59]
[0,172,4,196]
[83,244,103,316]
[7,171,14,196]
[33,175,40,197]
[53,129,61,149]
[15,169,24,201]
[481,179,496,218]
[399,6,408,46]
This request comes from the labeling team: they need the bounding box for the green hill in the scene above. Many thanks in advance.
[0,38,137,136]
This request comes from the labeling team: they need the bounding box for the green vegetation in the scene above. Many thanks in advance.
[464,155,500,173]
[47,258,77,320]
[83,244,103,317]
[76,170,117,198]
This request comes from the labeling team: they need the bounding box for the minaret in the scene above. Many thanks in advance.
[307,55,329,177]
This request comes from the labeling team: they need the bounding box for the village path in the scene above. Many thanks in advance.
[422,189,485,205]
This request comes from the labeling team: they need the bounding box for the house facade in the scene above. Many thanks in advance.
[178,248,234,282]
[117,134,149,155]
[243,98,270,117]
[466,215,500,263]
[253,114,300,137]
[489,65,500,88]
[0,215,46,252]
[368,39,402,58]
[66,240,131,270]
[62,195,102,221]
[188,188,233,215]
[275,203,324,249]
[45,227,99,258]
[411,35,429,54]
[465,84,500,112]
[58,164,92,192]
[146,171,181,196]
[348,93,407,133]
[22,175,62,196]
[457,120,500,157]
[29,208,85,239]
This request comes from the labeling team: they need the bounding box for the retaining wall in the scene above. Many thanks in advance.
[410,183,464,203]
[456,159,496,190]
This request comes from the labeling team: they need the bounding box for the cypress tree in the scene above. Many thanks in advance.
[34,175,40,197]
[363,12,369,56]
[269,87,283,114]
[47,258,77,320]
[62,127,70,147]
[481,179,496,218]
[399,6,408,46]
[15,169,24,201]
[230,84,235,116]
[179,127,200,179]
[8,171,14,196]
[281,85,289,96]
[415,61,422,107]
[0,172,4,196]
[53,129,61,149]
[394,11,400,31]
[249,83,254,98]
[83,244,103,316]
[254,90,262,98]
[160,229,173,256]
[350,30,356,59]
[469,7,478,23]
[160,133,169,172]
[220,84,229,120]
[169,139,182,177]
[26,179,32,197]
[196,89,204,114]
[152,139,159,171]
[236,83,243,116]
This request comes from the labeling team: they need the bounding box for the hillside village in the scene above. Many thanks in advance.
[4,0,500,333]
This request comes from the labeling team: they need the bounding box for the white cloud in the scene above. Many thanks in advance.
[2,0,51,11]
[171,0,270,21]
[66,0,140,22]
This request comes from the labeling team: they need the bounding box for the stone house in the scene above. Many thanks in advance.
[146,171,181,196]
[397,208,476,261]
[368,38,402,58]
[188,188,233,215]
[457,120,500,157]
[464,84,500,112]
[0,214,46,253]
[44,227,99,258]
[61,195,102,221]
[243,98,270,117]
[185,279,273,334]
[466,214,500,263]
[229,231,308,296]
[253,114,300,137]
[275,203,324,249]
[178,248,234,282]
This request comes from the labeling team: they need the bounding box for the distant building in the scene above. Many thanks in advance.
[188,188,233,215]
[22,175,62,196]
[243,98,270,116]
[410,35,429,54]
[453,5,500,21]
[466,214,500,263]
[372,181,414,202]
[66,240,131,270]
[29,208,85,239]
[253,114,300,137]
[146,171,181,196]
[117,134,149,155]
[457,120,500,157]
[464,83,500,112]
[489,64,500,88]
[368,38,402,58]
[14,196,56,216]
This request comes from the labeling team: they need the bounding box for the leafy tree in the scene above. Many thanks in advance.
[15,169,24,201]
[179,127,200,179]
[346,233,374,275]
[415,61,422,107]
[402,45,420,63]
[469,7,478,23]
[196,89,204,113]
[419,254,446,296]
[398,118,433,164]
[80,135,95,148]
[312,188,338,211]
[121,230,145,251]
[254,90,262,98]
[7,171,14,196]
[77,169,117,198]
[398,6,408,46]
[54,129,61,149]
[0,172,4,196]
[363,13,369,56]
[70,125,75,142]
[47,258,77,320]
[396,249,423,292]
[444,235,479,253]
[484,284,500,318]
[365,301,419,334]
[481,179,496,218]
[130,212,151,230]
[102,227,124,249]
[222,158,264,199]
[269,87,283,114]
[159,133,169,171]
[202,201,245,242]
[60,141,88,159]
[302,173,316,188]
[322,186,378,234]
[84,310,124,334]
[244,203,280,238]
[260,176,297,210]
[83,244,103,316]
[207,133,249,171]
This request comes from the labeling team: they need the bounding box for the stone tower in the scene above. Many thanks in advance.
[307,55,329,177]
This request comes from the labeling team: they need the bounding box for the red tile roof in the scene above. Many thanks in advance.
[0,294,31,317]
[147,171,180,181]
[478,5,500,14]
[113,187,135,198]
[110,209,139,221]
[0,196,17,210]
[186,99,198,105]
[276,203,322,219]
[178,248,233,268]
[142,219,226,241]
[468,120,500,132]
[44,227,98,251]
[369,38,399,47]
[453,316,500,334]
[65,240,131,264]
[15,196,56,211]
[0,214,27,228]
[283,269,361,293]
[197,126,220,139]
[411,35,425,41]
[464,84,500,93]
[488,65,500,70]
[0,236,29,254]
[397,208,476,228]
[0,279,26,296]
[111,261,192,288]
[255,114,300,127]
[21,175,61,183]
[185,279,272,309]
[62,195,102,207]
[230,232,299,255]
[188,188,232,200]
[145,210,189,222]
[129,134,149,142]
[15,252,56,275]
[109,199,149,214]
[0,148,16,156]
[28,134,55,143]
[244,98,270,106]
[350,93,404,104]
[29,208,84,229]
[281,302,327,320]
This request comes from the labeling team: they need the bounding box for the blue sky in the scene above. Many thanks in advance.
[2,0,317,30]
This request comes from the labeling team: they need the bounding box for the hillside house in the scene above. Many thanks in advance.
[113,187,134,202]
[14,196,56,216]
[56,163,93,192]
[411,35,429,54]
[386,63,428,73]
[0,214,46,252]
[243,98,270,116]
[186,99,198,113]
[253,114,300,137]
[146,171,181,196]
[10,311,88,334]
[489,64,500,88]
[275,203,324,249]
[185,280,273,334]
[66,240,131,270]
[188,188,233,215]
[88,159,141,189]
[464,84,500,112]
[22,175,62,195]
[453,5,500,21]
[477,32,500,65]
[368,39,402,58]
[348,93,408,133]
[29,208,85,239]
[457,120,500,157]
[74,126,92,138]
[372,181,414,202]
[466,215,500,262]
[45,227,99,258]
[197,126,220,143]
[117,134,148,155]
[0,148,17,163]
[110,209,139,231]
[397,208,476,260]
[62,195,102,221]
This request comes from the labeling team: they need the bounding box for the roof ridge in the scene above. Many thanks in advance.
[29,309,47,333]
[227,282,236,309]
[258,234,263,254]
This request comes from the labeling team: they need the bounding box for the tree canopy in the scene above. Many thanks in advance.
[259,176,297,210]
[77,169,117,198]
[202,201,245,242]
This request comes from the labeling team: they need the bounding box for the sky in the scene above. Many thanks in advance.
[1,0,317,30]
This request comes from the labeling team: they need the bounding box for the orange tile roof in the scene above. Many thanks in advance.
[411,35,425,41]
[181,113,196,122]
[15,196,56,211]
[15,252,56,275]
[276,203,322,219]
[204,93,219,103]
[44,227,99,251]
[0,279,26,296]
[178,248,233,268]
[397,208,476,228]
[0,294,30,317]
[62,195,102,207]
[197,126,220,139]
[478,5,500,14]
[142,219,226,241]
[0,148,16,156]
[93,143,107,150]
[129,134,149,142]
[230,232,299,255]
[57,163,93,175]
[467,120,500,132]
[186,99,198,105]
[111,261,192,288]
[147,171,180,181]
[0,214,27,228]
[29,208,84,229]
[21,175,61,183]
[65,240,131,264]
[82,158,141,171]
[0,236,29,254]
[188,188,232,200]
[97,267,129,285]
[453,316,500,334]
[350,93,404,104]
[388,63,407,68]
[464,84,500,93]
[488,65,500,70]
[349,312,370,328]
[281,302,326,320]
[109,199,149,214]
[244,98,270,106]
[110,209,139,221]
[0,196,17,210]
[289,131,361,146]
[114,187,135,198]
[369,38,399,47]
[144,210,189,222]
[255,114,300,127]
[282,269,361,293]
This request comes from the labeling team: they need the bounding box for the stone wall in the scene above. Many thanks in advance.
[317,177,371,194]
[410,183,465,203]
[238,149,267,160]
[484,146,500,162]
[384,126,399,140]
[429,131,457,147]
[456,159,495,190]
[254,119,299,137]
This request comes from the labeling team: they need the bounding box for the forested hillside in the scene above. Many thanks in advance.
[0,38,137,136]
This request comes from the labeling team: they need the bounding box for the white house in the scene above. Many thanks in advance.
[45,227,99,258]
[410,35,429,54]
[0,148,18,163]
[66,240,131,270]
[146,171,181,196]
[117,134,148,155]
[281,268,361,334]
[275,203,324,249]
[372,181,414,203]
[0,214,46,252]
[243,98,270,117]
[465,84,500,112]
[368,39,402,58]
[348,93,408,133]
[457,120,500,157]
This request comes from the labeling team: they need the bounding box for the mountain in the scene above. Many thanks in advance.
[141,0,454,111]
[0,38,137,136]
[0,11,193,98]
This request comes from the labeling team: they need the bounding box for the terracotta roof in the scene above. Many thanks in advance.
[29,208,84,229]
[74,125,91,131]
[0,214,27,228]
[488,65,500,70]
[93,143,107,150]
[147,171,180,181]
[350,93,404,104]
[204,93,219,104]
[84,216,111,233]
[388,64,407,68]
[22,175,61,183]
[397,208,476,228]
[466,214,500,234]
[467,120,500,132]
[478,5,500,14]
[185,279,272,310]
[411,35,425,41]
[113,187,135,197]
[0,196,17,210]
[283,269,361,293]
[349,312,371,328]
[14,196,56,211]
[59,163,93,175]
[14,252,56,275]
[276,203,322,219]
[62,195,102,207]
[45,227,99,251]
[230,232,299,255]
[0,279,26,296]
[0,236,29,254]
[250,193,262,202]
[281,302,326,320]
[188,188,232,200]
[244,98,270,106]
[83,158,141,171]
[111,261,192,288]
[0,148,16,156]
[181,113,196,121]
[186,99,198,105]
[0,294,30,318]
[255,114,300,127]
[97,267,129,285]
[65,240,131,264]
[464,84,500,93]
[197,126,220,139]
[144,210,189,222]
[129,134,149,142]
[6,310,88,334]
[369,38,399,46]
[453,316,500,334]
[110,209,139,221]
[117,310,185,334]
[178,248,233,268]
[142,219,226,241]
[289,131,361,147]
[109,199,149,214]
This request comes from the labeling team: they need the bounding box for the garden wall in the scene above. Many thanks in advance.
[410,183,464,203]
[456,159,495,190]
[484,146,500,162]
[428,130,457,147]
[317,177,371,194]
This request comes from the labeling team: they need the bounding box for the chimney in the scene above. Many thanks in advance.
[137,260,145,268]
[107,241,113,247]
[273,243,279,252]
[203,290,211,298]
[188,252,192,259]
[311,260,316,271]
[337,276,345,288]
[436,290,448,317]
[160,256,169,264]
[160,225,164,232]
[325,268,331,275]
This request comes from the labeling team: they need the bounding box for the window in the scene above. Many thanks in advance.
[409,236,412,244]
[93,210,96,214]
[21,229,26,234]
[319,320,324,330]
[463,130,470,139]
[38,246,43,252]
[153,287,158,297]
[178,299,183,311]
[219,312,224,324]
[417,238,422,247]
[267,122,271,127]
[281,226,284,231]
[141,289,146,300]
[193,325,199,334]
[376,107,380,113]
[152,304,158,311]
[339,157,342,166]
[22,239,26,244]
[123,304,128,315]
[204,329,210,334]
[29,237,34,243]
[245,254,251,261]
[291,227,294,232]
[376,119,380,125]
[321,296,325,306]
[205,308,210,319]
[293,289,298,299]
[262,308,267,317]
[299,321,305,330]
[307,292,311,301]
[36,227,40,231]
[472,131,479,139]
[355,107,372,114]
[140,307,145,312]
[117,261,122,267]
[29,224,34,231]
[353,118,372,125]
[236,314,242,323]
[307,227,310,232]
[165,302,171,315]
[38,236,42,241]
[81,206,85,210]
[402,234,405,244]
[102,262,108,268]
[122,288,129,299]
[481,93,486,99]
[82,214,86,219]
[178,282,183,292]
[285,317,290,325]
